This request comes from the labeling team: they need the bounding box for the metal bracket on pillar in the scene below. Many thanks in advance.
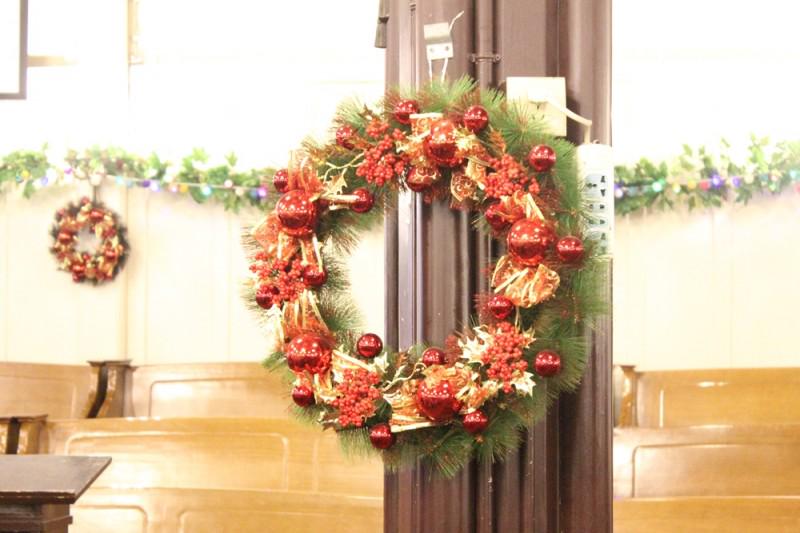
[468,53,501,63]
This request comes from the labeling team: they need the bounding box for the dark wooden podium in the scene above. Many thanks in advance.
[0,456,110,532]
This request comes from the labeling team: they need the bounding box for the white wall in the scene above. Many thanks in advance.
[0,1,385,365]
[613,0,800,369]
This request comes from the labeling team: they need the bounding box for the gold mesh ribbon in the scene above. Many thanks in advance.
[492,259,560,308]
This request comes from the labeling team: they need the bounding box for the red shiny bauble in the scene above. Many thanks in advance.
[527,144,557,172]
[424,119,462,167]
[276,190,318,237]
[507,218,556,267]
[292,384,315,407]
[71,263,86,282]
[255,288,273,309]
[484,203,510,232]
[89,209,105,223]
[393,99,420,125]
[285,334,332,374]
[351,187,375,213]
[556,236,584,263]
[103,248,118,261]
[57,231,74,244]
[487,294,514,320]
[463,410,489,434]
[369,423,395,450]
[462,105,489,133]
[405,166,438,192]
[336,124,356,150]
[356,333,383,358]
[302,264,327,288]
[272,169,290,193]
[534,350,562,377]
[416,379,462,422]
[421,347,446,366]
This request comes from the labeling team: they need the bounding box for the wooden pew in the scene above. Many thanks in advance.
[0,362,94,419]
[615,424,800,499]
[615,497,800,533]
[128,363,289,418]
[71,487,382,533]
[616,367,800,428]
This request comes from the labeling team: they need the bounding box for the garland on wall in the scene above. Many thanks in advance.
[241,77,607,476]
[614,138,800,216]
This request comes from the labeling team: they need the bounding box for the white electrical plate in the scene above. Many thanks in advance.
[505,77,567,137]
[423,22,454,60]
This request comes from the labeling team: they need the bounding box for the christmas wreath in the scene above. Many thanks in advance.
[50,197,129,284]
[243,77,606,476]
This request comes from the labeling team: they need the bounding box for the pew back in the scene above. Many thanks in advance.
[0,362,93,419]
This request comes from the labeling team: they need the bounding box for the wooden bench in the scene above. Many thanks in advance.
[615,424,800,499]
[615,497,800,533]
[128,363,288,418]
[615,367,800,428]
[0,363,94,420]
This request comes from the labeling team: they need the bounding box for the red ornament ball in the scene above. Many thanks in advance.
[336,124,356,150]
[57,231,74,244]
[351,187,375,213]
[425,118,462,167]
[272,169,290,193]
[462,105,489,133]
[356,333,383,358]
[276,189,318,237]
[89,209,105,224]
[487,294,514,320]
[103,248,118,261]
[507,218,556,267]
[416,379,462,422]
[463,410,489,434]
[527,144,557,173]
[292,384,315,407]
[484,203,510,232]
[405,166,438,192]
[302,264,327,287]
[285,334,332,375]
[369,423,395,450]
[393,99,420,125]
[534,350,562,377]
[556,236,584,263]
[71,263,86,282]
[255,288,273,309]
[421,347,446,366]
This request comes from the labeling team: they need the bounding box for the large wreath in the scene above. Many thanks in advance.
[243,78,605,476]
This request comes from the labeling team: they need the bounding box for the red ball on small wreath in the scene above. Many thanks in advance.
[50,198,129,285]
[357,333,383,358]
[370,423,396,449]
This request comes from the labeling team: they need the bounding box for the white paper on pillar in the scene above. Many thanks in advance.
[578,143,614,253]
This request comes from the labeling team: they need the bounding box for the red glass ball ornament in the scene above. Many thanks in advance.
[292,384,315,407]
[356,333,383,358]
[272,169,290,193]
[487,294,514,320]
[302,264,327,288]
[336,124,356,150]
[103,248,118,261]
[369,424,395,450]
[285,334,332,374]
[424,119,462,167]
[393,99,420,125]
[527,144,557,172]
[276,189,318,237]
[463,410,489,434]
[421,347,446,366]
[507,218,556,267]
[484,203,510,232]
[462,105,489,133]
[405,166,438,192]
[534,350,562,377]
[351,187,375,213]
[89,209,105,223]
[416,379,462,422]
[71,263,86,282]
[556,236,585,263]
[57,231,74,244]
[255,288,273,309]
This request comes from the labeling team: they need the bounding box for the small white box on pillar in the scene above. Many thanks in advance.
[578,143,614,254]
[505,77,567,136]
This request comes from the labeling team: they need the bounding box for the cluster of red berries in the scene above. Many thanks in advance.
[365,118,390,139]
[481,321,530,393]
[356,130,408,186]
[250,255,307,308]
[483,154,540,199]
[332,368,382,427]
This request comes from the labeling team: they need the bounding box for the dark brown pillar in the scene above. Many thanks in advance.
[383,1,612,531]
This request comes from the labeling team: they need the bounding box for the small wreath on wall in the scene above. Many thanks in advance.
[243,77,607,477]
[50,197,129,284]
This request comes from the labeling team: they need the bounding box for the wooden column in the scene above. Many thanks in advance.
[383,1,612,531]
